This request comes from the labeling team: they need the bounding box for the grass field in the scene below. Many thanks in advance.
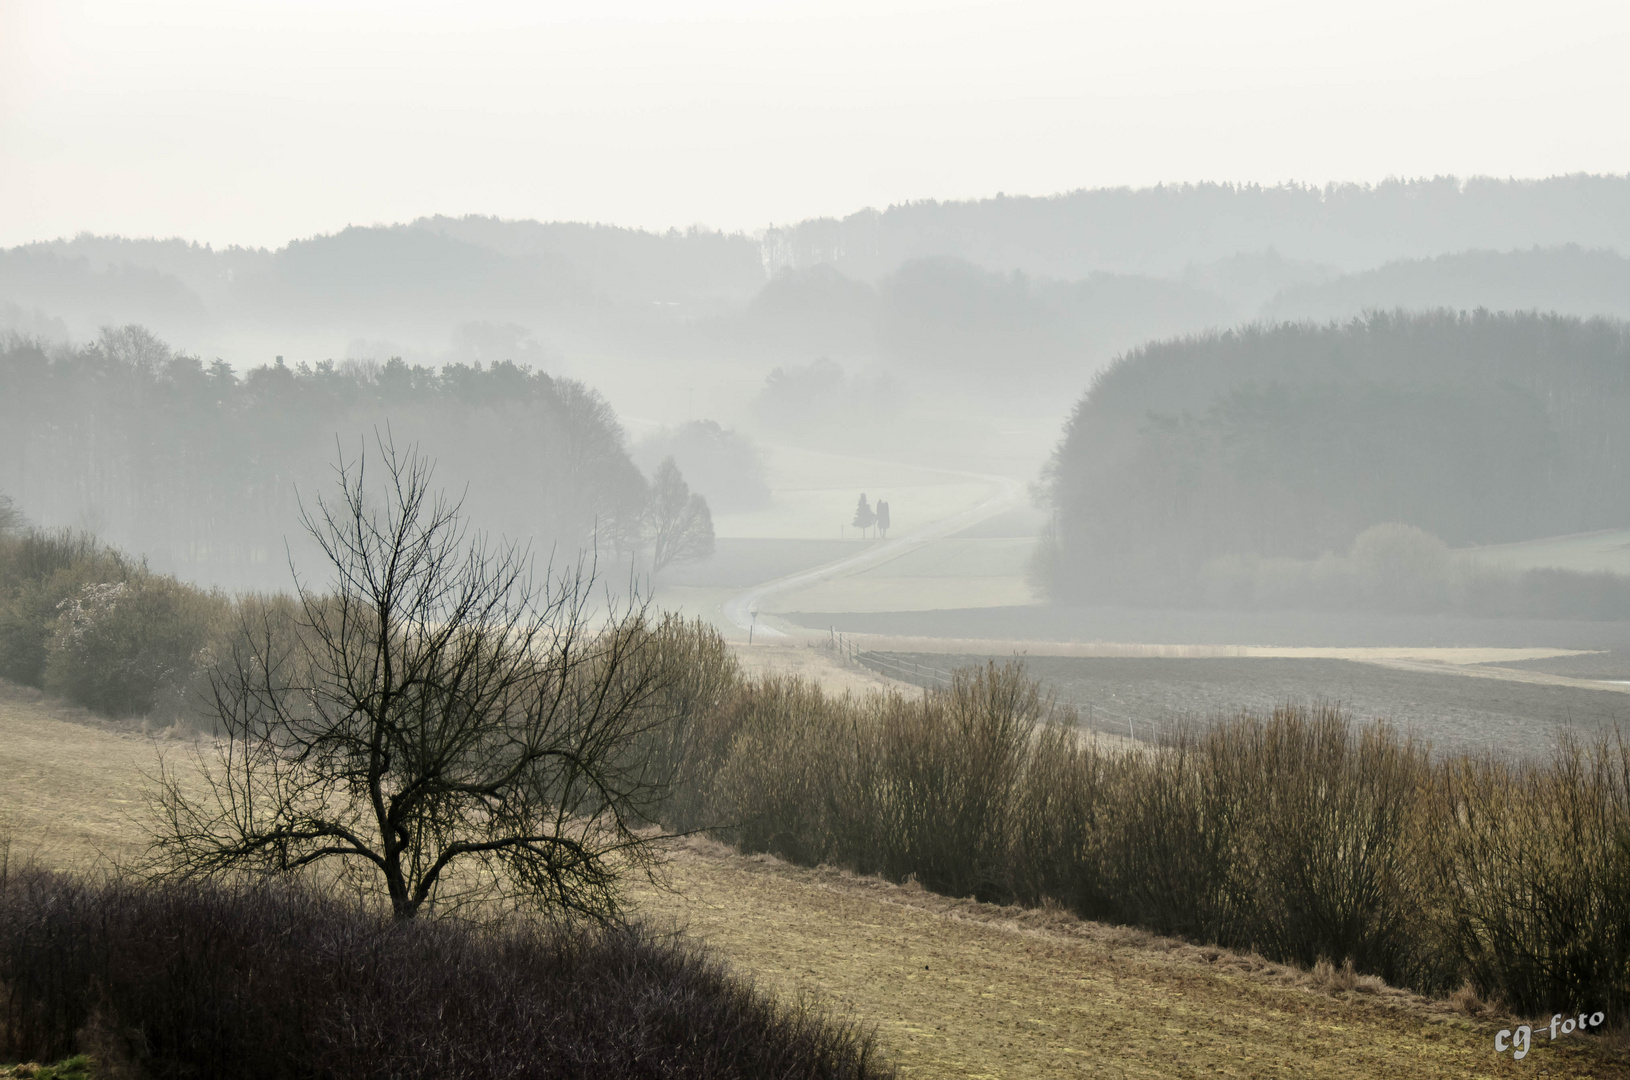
[761,538,1036,614]
[4,677,1629,1077]
[1457,528,1630,576]
[710,445,1005,542]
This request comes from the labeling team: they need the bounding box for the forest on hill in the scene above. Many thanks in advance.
[761,174,1630,280]
[1265,245,1630,325]
[1039,311,1630,612]
[0,327,679,591]
[7,176,1630,420]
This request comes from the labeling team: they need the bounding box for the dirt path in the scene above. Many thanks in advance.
[728,641,902,695]
[721,449,1023,638]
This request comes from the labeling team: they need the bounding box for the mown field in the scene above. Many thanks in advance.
[6,679,1628,1077]
[870,652,1630,759]
[794,604,1630,650]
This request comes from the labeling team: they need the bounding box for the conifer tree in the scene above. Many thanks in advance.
[851,493,876,537]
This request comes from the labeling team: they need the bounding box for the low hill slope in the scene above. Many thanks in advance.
[3,679,1626,1077]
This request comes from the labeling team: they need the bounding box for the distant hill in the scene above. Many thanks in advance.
[1041,311,1630,605]
[763,174,1630,281]
[1264,246,1630,323]
[7,175,1630,411]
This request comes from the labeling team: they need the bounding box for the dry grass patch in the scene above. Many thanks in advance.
[632,839,1630,1079]
[0,681,181,872]
[6,676,1630,1078]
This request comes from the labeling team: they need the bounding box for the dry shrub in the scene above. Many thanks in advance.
[0,868,892,1080]
[870,663,1050,900]
[0,527,231,722]
[709,676,872,866]
[1435,730,1630,1015]
[674,661,1630,1015]
[0,529,133,688]
[1448,979,1499,1016]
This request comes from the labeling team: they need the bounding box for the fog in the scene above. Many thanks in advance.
[7,1,1630,247]
[6,0,1630,851]
[10,5,1630,1069]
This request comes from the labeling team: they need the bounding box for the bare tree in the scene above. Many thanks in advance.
[0,493,22,535]
[646,457,714,573]
[148,437,680,921]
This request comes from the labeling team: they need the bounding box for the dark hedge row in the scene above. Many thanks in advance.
[0,869,890,1080]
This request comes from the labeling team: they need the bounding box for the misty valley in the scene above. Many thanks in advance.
[5,176,1630,1078]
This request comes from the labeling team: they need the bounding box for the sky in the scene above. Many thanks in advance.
[4,0,1630,250]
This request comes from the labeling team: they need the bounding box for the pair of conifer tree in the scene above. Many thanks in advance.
[852,494,890,538]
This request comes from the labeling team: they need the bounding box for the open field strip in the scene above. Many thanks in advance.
[728,641,902,696]
[838,636,1630,699]
[1364,658,1630,695]
[1456,528,1630,577]
[2,680,1627,1077]
[829,636,1594,665]
[710,445,1010,542]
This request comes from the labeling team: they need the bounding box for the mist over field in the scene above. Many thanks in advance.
[7,5,1630,1075]
[8,177,1630,653]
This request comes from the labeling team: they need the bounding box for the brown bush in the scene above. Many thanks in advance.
[0,868,892,1080]
[672,662,1630,1014]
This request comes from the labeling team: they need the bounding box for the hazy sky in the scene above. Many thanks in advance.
[4,0,1630,249]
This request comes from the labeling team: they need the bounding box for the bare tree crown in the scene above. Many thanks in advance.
[150,437,681,920]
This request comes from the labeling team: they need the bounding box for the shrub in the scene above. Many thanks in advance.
[0,530,133,688]
[0,870,893,1080]
[1436,731,1630,1015]
[674,664,1630,1012]
[42,576,220,717]
[0,528,230,720]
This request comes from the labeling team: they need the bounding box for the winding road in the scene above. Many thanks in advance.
[721,459,1024,638]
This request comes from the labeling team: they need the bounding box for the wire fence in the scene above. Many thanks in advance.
[823,633,1176,744]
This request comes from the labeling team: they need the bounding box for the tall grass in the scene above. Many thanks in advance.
[666,651,1630,1015]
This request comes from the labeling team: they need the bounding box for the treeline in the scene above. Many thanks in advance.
[0,327,713,591]
[761,174,1630,280]
[1040,310,1630,609]
[740,258,1229,385]
[0,220,766,334]
[1265,244,1630,325]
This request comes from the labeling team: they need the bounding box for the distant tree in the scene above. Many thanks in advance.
[0,493,22,535]
[852,494,876,537]
[752,358,905,449]
[631,420,770,513]
[0,330,662,594]
[875,500,890,539]
[647,457,715,572]
[148,438,680,921]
